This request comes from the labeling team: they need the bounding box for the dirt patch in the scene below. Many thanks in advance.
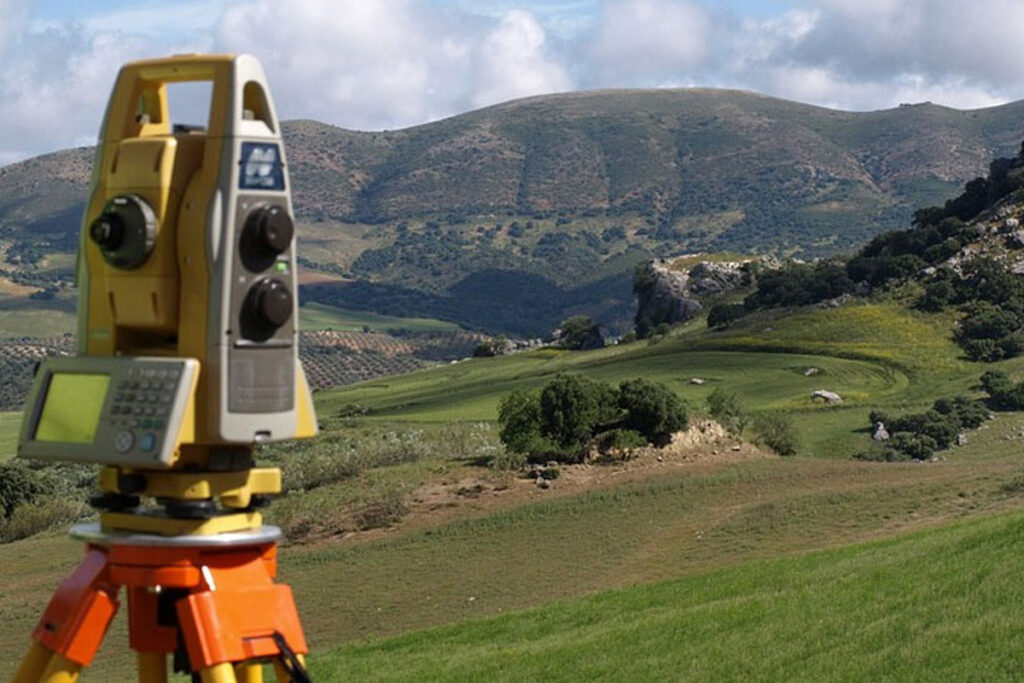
[352,420,773,544]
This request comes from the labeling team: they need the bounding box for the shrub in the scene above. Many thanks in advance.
[498,389,544,454]
[932,396,987,430]
[707,389,748,436]
[852,446,911,462]
[489,447,527,471]
[559,316,604,350]
[752,414,799,456]
[595,428,648,452]
[868,409,889,426]
[618,378,688,447]
[980,371,1024,410]
[707,303,747,329]
[0,463,45,518]
[888,410,959,449]
[539,374,618,453]
[0,498,88,543]
[888,432,937,460]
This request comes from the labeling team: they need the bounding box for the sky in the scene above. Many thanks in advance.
[3,0,1024,164]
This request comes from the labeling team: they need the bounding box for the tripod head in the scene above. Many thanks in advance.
[17,54,317,531]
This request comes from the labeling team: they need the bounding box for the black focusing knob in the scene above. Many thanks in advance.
[242,278,293,340]
[240,204,294,273]
[89,214,125,251]
[248,205,294,255]
[90,194,157,269]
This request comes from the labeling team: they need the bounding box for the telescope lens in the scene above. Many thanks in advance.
[90,195,157,269]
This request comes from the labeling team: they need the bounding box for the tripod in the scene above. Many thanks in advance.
[12,523,310,683]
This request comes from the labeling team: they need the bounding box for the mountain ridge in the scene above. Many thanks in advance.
[4,87,1024,335]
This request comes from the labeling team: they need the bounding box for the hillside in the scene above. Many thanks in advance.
[312,508,1024,681]
[4,89,1024,335]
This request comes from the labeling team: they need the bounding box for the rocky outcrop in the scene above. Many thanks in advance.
[633,257,755,335]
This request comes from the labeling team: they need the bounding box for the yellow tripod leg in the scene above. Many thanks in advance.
[199,662,238,683]
[37,653,81,683]
[12,642,53,683]
[137,652,167,683]
[234,662,264,683]
[272,654,306,682]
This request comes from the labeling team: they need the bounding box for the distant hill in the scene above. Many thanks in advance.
[3,89,1024,335]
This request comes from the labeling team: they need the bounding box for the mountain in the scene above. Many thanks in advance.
[3,88,1024,335]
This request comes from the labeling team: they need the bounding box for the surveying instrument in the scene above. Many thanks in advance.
[12,54,318,682]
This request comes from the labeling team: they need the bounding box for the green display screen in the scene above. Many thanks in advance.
[34,373,110,444]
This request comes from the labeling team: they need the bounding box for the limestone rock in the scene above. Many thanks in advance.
[872,422,890,441]
[811,390,843,404]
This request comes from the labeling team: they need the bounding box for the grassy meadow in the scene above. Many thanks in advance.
[0,412,21,459]
[299,302,462,333]
[6,296,1024,680]
[312,507,1024,681]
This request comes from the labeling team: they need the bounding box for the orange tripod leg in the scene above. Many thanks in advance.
[175,543,308,673]
[20,545,119,676]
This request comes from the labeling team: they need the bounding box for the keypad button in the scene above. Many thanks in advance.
[139,433,157,452]
[114,430,135,453]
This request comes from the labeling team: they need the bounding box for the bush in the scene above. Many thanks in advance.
[594,429,647,452]
[752,414,799,456]
[888,432,937,460]
[499,375,686,461]
[852,446,911,462]
[0,463,45,518]
[617,378,688,447]
[932,396,988,430]
[0,498,88,543]
[498,389,547,454]
[489,447,527,471]
[868,409,889,426]
[559,316,604,350]
[707,303,747,329]
[539,374,618,453]
[980,370,1024,410]
[707,389,748,436]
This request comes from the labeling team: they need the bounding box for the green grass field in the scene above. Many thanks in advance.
[312,508,1024,681]
[315,302,997,458]
[299,302,461,333]
[0,412,20,460]
[5,298,1024,680]
[0,309,76,337]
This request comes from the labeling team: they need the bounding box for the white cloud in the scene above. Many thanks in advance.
[470,10,572,108]
[589,0,711,84]
[216,0,568,128]
[7,0,1024,164]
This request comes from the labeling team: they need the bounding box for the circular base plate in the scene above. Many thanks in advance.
[69,522,282,548]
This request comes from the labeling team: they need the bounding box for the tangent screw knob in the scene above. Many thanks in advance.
[248,205,294,255]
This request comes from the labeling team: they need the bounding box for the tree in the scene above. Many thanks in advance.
[707,303,746,329]
[539,374,618,453]
[498,389,546,454]
[618,379,688,447]
[559,315,604,350]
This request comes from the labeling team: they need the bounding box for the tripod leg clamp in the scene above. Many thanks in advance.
[31,547,119,666]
